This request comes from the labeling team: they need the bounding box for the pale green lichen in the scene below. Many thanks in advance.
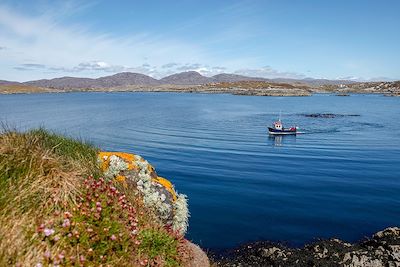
[173,193,190,234]
[103,155,128,179]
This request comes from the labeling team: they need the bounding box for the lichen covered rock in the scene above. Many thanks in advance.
[98,152,190,234]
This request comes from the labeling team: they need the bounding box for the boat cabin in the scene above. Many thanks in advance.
[273,120,283,130]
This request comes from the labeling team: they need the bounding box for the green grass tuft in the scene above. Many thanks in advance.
[139,229,180,266]
[29,128,100,176]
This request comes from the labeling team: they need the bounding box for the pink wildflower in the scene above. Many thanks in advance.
[110,234,117,241]
[97,206,102,212]
[44,250,51,259]
[44,228,55,237]
[37,223,45,233]
[62,218,70,228]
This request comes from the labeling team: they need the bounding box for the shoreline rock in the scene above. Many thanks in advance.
[187,241,211,267]
[212,227,400,267]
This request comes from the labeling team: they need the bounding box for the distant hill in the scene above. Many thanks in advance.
[24,72,160,89]
[160,71,212,85]
[0,71,366,90]
[0,80,20,86]
[25,77,95,89]
[212,73,266,83]
[159,72,268,84]
[95,72,160,87]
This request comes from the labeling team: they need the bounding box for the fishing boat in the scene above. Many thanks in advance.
[268,115,297,135]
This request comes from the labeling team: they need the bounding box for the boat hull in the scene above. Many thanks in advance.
[268,127,297,135]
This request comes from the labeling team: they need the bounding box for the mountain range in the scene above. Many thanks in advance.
[1,71,358,90]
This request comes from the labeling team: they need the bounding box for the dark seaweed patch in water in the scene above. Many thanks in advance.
[358,122,384,127]
[301,113,360,118]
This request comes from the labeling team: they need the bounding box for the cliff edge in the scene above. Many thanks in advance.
[0,129,209,266]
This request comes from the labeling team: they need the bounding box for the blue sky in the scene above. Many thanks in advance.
[0,0,399,81]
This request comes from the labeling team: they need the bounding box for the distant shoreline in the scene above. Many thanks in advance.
[1,75,399,96]
[1,86,399,97]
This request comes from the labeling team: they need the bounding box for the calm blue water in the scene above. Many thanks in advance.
[1,92,400,250]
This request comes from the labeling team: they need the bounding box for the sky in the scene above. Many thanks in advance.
[0,0,399,82]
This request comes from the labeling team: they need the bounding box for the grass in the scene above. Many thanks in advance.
[29,128,100,176]
[0,128,190,266]
[138,229,183,267]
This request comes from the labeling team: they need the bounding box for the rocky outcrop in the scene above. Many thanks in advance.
[98,151,189,234]
[188,242,211,267]
[214,227,400,267]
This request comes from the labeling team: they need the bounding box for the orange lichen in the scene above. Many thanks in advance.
[152,177,177,201]
[98,152,178,201]
[98,151,138,170]
[116,175,126,182]
[99,152,135,162]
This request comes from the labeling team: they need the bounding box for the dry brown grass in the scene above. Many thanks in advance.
[0,130,85,265]
[0,84,55,94]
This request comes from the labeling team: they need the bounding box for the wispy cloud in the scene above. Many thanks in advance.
[161,63,179,69]
[0,2,210,80]
[13,60,229,79]
[21,63,46,68]
[0,1,296,81]
[336,76,396,82]
[161,63,227,77]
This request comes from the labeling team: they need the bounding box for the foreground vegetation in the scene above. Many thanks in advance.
[0,129,190,266]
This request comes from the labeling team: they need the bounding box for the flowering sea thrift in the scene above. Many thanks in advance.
[43,228,55,237]
[36,176,141,266]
